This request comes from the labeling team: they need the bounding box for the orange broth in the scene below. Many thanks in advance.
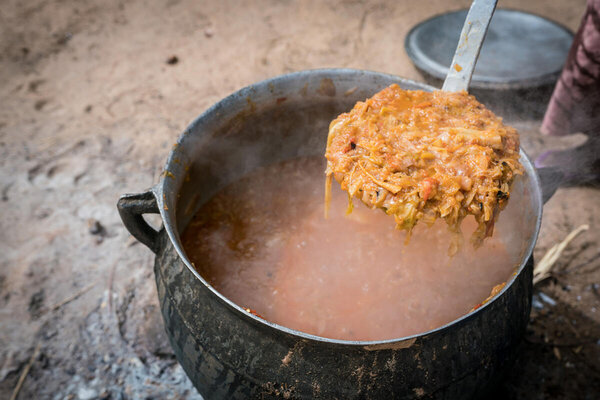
[181,157,517,341]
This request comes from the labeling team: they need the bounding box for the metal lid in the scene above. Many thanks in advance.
[405,9,574,89]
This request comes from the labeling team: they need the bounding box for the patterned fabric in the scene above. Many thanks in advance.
[542,0,600,136]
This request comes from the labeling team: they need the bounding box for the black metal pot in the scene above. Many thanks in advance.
[118,69,559,399]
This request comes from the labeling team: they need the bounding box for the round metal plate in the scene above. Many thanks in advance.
[405,9,574,89]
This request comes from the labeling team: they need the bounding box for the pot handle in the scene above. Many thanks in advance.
[117,190,160,254]
[537,166,564,204]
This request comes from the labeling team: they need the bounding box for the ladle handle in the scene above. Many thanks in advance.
[117,189,161,254]
[442,0,498,92]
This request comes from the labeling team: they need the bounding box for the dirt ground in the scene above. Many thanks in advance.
[0,0,598,399]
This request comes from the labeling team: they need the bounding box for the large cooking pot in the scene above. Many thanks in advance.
[117,69,560,399]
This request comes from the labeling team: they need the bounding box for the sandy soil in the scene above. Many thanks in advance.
[0,0,598,399]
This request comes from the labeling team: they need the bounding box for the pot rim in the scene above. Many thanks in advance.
[155,68,543,347]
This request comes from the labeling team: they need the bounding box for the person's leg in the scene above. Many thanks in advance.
[536,0,600,185]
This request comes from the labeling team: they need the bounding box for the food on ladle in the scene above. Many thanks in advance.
[325,85,523,250]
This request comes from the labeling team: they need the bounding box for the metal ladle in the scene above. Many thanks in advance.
[442,0,498,92]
